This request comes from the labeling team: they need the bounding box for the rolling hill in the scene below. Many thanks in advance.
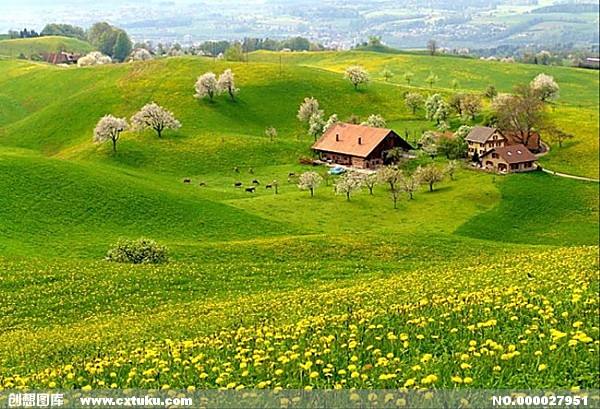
[0,36,93,59]
[0,50,597,391]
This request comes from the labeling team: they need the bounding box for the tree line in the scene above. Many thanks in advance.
[6,22,133,62]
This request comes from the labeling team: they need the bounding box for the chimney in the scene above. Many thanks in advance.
[358,137,362,145]
[335,134,340,142]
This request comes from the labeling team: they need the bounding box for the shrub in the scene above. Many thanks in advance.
[105,238,169,264]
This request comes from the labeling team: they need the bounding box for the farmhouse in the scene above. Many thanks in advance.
[466,126,506,158]
[41,52,81,65]
[480,144,537,173]
[312,123,413,169]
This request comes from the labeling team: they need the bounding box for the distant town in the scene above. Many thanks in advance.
[1,0,598,56]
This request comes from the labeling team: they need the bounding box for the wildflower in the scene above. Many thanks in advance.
[404,378,416,388]
[421,374,438,385]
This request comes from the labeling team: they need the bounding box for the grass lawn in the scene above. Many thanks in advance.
[0,50,597,391]
[0,36,93,59]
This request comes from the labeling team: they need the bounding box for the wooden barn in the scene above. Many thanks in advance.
[312,123,413,169]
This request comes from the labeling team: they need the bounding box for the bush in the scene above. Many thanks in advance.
[105,238,169,264]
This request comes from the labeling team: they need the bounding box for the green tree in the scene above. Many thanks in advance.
[112,31,132,62]
[224,43,245,61]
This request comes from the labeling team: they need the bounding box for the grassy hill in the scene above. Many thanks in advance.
[0,36,93,59]
[0,51,597,390]
[251,50,600,178]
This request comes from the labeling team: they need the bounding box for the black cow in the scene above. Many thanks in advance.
[183,178,191,184]
[265,184,272,189]
[245,187,256,193]
[252,179,260,185]
[234,182,243,187]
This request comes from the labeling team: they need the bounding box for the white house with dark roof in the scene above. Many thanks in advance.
[465,126,506,158]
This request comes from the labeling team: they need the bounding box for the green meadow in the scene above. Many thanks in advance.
[0,42,598,390]
[0,36,93,59]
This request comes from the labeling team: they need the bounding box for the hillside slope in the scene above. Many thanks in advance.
[252,50,599,177]
[0,51,597,391]
[0,36,93,58]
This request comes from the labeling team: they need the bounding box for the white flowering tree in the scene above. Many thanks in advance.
[78,51,112,67]
[217,69,239,100]
[344,65,369,90]
[194,72,219,101]
[377,166,403,209]
[265,126,277,142]
[323,114,339,132]
[425,94,443,122]
[308,112,326,140]
[400,173,420,200]
[362,173,378,195]
[433,101,450,127]
[530,73,559,102]
[405,92,424,115]
[129,48,153,61]
[131,102,181,138]
[445,160,459,180]
[297,97,322,123]
[415,164,445,192]
[335,172,363,201]
[298,171,323,197]
[361,114,386,128]
[93,115,128,153]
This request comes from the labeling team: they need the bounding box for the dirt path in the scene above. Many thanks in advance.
[541,168,599,183]
[536,142,598,182]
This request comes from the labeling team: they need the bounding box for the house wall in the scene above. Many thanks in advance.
[320,152,352,165]
[468,132,506,157]
[483,155,535,173]
[317,132,410,169]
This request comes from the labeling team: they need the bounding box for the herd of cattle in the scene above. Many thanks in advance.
[182,171,296,193]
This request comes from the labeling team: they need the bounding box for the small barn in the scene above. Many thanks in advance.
[41,52,81,65]
[312,123,413,169]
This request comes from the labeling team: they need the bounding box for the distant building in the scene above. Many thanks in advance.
[579,57,600,70]
[41,52,81,65]
[312,123,413,169]
[480,144,537,173]
[466,126,538,173]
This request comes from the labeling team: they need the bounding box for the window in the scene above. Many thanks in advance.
[510,164,518,170]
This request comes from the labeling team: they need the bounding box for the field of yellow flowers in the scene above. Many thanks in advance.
[1,246,597,391]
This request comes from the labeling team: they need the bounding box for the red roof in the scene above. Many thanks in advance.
[485,144,537,164]
[312,123,395,158]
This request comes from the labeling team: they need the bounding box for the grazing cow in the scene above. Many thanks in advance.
[234,182,243,187]
[265,184,272,189]
[245,187,256,193]
[288,172,295,177]
[198,182,206,186]
[183,178,191,184]
[252,179,260,185]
